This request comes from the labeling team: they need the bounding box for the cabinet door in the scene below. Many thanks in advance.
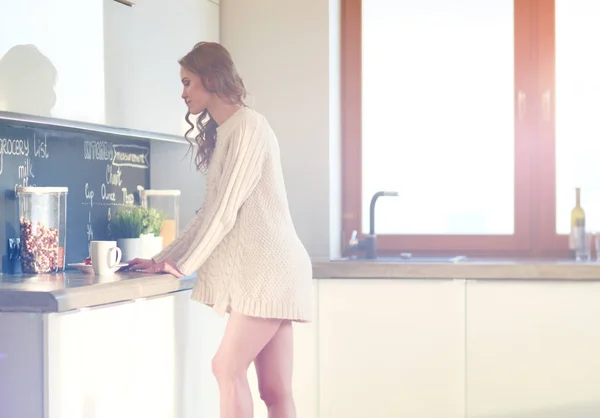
[172,290,228,418]
[45,291,229,418]
[318,279,466,418]
[466,280,600,417]
[0,312,44,418]
[134,292,229,418]
[46,301,140,418]
[135,293,192,418]
[0,0,105,124]
[172,286,319,418]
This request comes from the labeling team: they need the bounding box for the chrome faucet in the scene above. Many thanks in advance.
[348,191,398,259]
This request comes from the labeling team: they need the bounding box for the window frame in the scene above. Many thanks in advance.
[341,0,566,257]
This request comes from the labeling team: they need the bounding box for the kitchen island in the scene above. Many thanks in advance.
[4,259,600,418]
[0,270,228,418]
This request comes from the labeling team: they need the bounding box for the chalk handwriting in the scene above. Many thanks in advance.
[106,164,122,186]
[0,136,30,176]
[84,140,114,161]
[101,183,116,202]
[121,187,135,205]
[87,212,94,241]
[85,183,94,208]
[112,144,149,169]
[107,207,112,237]
[18,157,34,180]
[33,134,49,159]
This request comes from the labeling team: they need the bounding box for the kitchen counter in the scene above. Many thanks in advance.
[311,258,600,280]
[0,270,195,313]
[4,260,600,418]
[3,257,600,314]
[0,270,208,418]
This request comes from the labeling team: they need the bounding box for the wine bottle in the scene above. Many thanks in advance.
[569,187,585,251]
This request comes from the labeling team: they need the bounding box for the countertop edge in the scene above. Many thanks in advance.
[52,274,196,312]
[0,273,196,313]
[311,260,600,280]
[5,259,600,313]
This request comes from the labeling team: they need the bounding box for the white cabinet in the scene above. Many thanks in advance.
[172,284,319,418]
[135,292,227,418]
[0,312,44,418]
[26,275,600,418]
[318,278,466,418]
[45,291,227,418]
[172,290,227,418]
[46,301,140,418]
[44,286,318,418]
[0,0,105,123]
[1,0,219,135]
[466,280,600,418]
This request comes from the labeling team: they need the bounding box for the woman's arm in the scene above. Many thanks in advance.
[173,117,268,276]
[151,204,205,264]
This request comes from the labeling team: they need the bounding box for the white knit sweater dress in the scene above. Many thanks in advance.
[152,107,313,322]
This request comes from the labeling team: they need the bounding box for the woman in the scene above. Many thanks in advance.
[128,42,313,418]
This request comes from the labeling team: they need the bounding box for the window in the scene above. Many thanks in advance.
[342,0,597,256]
[555,0,600,234]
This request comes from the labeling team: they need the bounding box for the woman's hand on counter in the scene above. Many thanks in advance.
[127,258,185,278]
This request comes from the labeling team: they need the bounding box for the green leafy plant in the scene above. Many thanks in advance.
[110,207,146,239]
[110,206,165,239]
[141,207,165,236]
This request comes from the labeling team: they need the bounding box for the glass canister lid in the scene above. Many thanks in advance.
[17,186,69,195]
[140,189,181,196]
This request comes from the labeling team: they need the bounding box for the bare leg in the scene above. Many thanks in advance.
[212,312,282,418]
[254,320,296,418]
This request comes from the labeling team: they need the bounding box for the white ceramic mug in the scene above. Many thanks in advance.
[90,240,122,275]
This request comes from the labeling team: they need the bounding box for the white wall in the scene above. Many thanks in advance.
[104,0,219,136]
[108,0,343,258]
[150,142,206,229]
[103,0,219,225]
[220,0,341,260]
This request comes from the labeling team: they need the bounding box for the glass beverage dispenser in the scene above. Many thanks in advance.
[16,186,68,274]
[139,188,181,248]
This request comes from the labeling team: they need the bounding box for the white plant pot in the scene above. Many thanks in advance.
[140,234,163,258]
[117,238,143,262]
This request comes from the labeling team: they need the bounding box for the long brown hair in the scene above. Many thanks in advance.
[179,42,247,172]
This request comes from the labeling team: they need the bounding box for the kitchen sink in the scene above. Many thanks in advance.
[336,255,468,263]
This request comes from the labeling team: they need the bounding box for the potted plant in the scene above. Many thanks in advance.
[110,206,165,260]
[110,206,145,261]
[140,207,165,258]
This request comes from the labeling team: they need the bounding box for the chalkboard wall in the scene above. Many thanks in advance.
[0,118,150,274]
